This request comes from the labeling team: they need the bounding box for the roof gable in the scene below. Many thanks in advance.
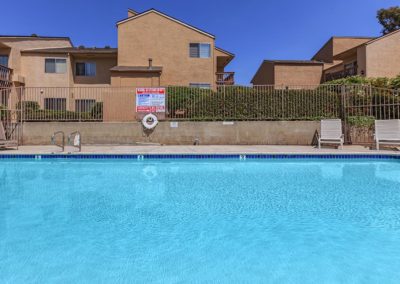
[215,47,234,57]
[116,9,215,39]
[364,29,400,45]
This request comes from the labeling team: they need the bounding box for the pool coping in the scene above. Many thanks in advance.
[0,153,399,160]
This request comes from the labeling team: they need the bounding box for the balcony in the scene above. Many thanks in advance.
[325,66,357,82]
[216,72,235,85]
[0,64,12,88]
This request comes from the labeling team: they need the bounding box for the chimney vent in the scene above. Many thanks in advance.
[148,58,153,70]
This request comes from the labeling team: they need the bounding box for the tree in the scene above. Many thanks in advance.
[377,6,400,34]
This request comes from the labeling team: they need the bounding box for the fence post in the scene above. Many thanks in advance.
[223,85,226,120]
[341,85,347,144]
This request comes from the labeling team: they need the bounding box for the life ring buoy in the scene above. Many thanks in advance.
[142,113,158,129]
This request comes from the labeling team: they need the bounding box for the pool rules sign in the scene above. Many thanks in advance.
[136,88,166,113]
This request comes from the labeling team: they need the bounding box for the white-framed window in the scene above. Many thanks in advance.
[189,83,212,89]
[45,58,67,74]
[189,43,211,58]
[0,55,9,67]
[76,62,96,77]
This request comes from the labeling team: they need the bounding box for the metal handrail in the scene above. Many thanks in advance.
[51,131,65,152]
[67,131,81,152]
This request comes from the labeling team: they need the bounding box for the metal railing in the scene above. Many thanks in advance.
[0,107,22,144]
[342,85,400,144]
[325,67,357,82]
[166,85,342,121]
[1,84,399,146]
[0,65,12,88]
[20,87,134,122]
[216,72,235,85]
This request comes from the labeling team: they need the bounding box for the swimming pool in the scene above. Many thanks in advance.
[1,156,400,283]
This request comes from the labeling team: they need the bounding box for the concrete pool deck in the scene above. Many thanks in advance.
[1,145,399,155]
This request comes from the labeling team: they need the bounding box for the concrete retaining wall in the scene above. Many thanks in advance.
[21,121,320,145]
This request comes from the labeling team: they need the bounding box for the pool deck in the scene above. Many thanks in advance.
[1,145,399,155]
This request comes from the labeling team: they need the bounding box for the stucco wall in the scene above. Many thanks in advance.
[72,57,117,86]
[116,12,216,87]
[21,121,320,145]
[356,45,367,76]
[332,38,372,57]
[312,38,333,62]
[251,61,274,85]
[20,53,71,87]
[274,64,323,86]
[0,38,72,77]
[365,31,400,78]
[110,72,161,87]
[313,37,372,64]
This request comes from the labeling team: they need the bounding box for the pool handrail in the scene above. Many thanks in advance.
[51,131,65,152]
[67,131,82,152]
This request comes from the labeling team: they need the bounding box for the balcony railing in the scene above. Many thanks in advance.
[216,72,235,85]
[0,64,12,88]
[325,67,357,82]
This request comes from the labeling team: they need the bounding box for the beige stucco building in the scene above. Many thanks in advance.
[0,8,234,89]
[252,30,400,86]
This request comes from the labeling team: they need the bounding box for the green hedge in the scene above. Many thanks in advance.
[19,101,103,121]
[324,75,400,89]
[166,86,341,121]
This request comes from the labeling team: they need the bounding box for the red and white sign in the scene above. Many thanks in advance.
[136,88,166,113]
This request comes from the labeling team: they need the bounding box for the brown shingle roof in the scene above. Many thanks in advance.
[21,47,117,54]
[265,60,324,65]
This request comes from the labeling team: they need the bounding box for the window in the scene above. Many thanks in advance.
[0,55,9,67]
[76,62,96,76]
[189,83,211,89]
[45,58,67,74]
[75,99,96,112]
[44,98,66,111]
[189,43,211,58]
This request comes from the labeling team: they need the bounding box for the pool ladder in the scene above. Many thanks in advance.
[51,131,82,152]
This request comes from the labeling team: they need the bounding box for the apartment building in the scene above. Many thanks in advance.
[252,30,400,85]
[0,8,235,89]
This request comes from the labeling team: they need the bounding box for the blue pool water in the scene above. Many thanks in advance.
[1,158,400,283]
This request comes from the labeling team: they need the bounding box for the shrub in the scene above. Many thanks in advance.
[90,102,103,120]
[16,101,40,111]
[166,86,341,121]
[23,110,93,121]
[324,75,400,89]
[0,105,7,121]
[347,116,375,128]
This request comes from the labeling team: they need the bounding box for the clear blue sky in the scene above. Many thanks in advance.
[1,0,398,84]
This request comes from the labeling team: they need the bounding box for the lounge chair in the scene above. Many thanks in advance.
[374,119,400,150]
[317,119,344,149]
[0,121,18,149]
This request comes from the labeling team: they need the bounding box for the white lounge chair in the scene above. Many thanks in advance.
[0,121,18,149]
[317,119,344,149]
[374,120,400,150]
